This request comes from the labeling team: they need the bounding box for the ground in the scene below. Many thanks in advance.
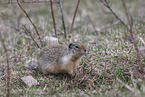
[0,0,145,96]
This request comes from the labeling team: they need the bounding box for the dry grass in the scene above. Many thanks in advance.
[0,0,145,96]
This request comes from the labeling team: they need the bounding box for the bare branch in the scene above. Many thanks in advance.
[116,78,135,92]
[16,0,42,47]
[87,15,98,33]
[100,21,120,31]
[121,0,133,39]
[88,14,120,33]
[50,0,57,37]
[69,0,80,34]
[7,0,11,4]
[0,32,10,97]
[58,0,67,38]
[99,0,128,28]
[130,39,145,58]
[23,25,40,48]
[8,0,59,4]
[121,0,142,65]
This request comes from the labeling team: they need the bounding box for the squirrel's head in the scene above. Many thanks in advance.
[68,42,86,58]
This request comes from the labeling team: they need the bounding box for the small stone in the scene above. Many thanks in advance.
[21,75,37,87]
[43,36,58,45]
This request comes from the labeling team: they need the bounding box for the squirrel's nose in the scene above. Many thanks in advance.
[82,49,86,54]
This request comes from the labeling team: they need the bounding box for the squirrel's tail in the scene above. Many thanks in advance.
[26,58,38,70]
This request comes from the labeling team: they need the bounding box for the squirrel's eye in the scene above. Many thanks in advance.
[75,46,79,48]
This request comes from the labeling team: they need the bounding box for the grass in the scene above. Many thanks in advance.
[0,0,145,96]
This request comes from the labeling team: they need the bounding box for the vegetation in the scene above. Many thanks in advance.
[0,0,145,96]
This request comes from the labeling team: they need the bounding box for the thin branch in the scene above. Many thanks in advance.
[8,0,59,4]
[16,0,42,47]
[58,0,67,38]
[99,0,128,28]
[0,32,10,97]
[121,0,133,39]
[23,25,40,48]
[87,15,98,32]
[7,0,11,4]
[88,14,120,33]
[116,78,135,92]
[69,0,80,34]
[131,40,145,58]
[50,0,57,37]
[121,0,141,65]
[101,21,120,31]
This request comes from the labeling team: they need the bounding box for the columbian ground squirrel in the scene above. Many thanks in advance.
[37,42,86,76]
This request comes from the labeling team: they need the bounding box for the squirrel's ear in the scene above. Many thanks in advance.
[68,43,73,48]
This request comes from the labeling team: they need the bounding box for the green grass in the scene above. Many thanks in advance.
[0,0,145,96]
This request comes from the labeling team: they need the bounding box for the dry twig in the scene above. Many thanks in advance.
[88,14,120,33]
[23,25,40,48]
[87,15,98,32]
[7,0,11,4]
[69,0,80,34]
[121,0,142,66]
[50,0,57,37]
[131,41,145,59]
[99,0,127,28]
[58,0,67,38]
[8,0,59,4]
[16,0,42,47]
[0,32,10,97]
[116,78,134,92]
